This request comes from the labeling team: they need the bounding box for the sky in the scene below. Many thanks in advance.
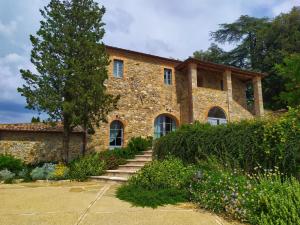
[0,0,298,123]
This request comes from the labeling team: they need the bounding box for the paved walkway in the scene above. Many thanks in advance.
[0,181,242,225]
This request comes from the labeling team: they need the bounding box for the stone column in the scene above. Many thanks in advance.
[253,76,264,116]
[188,63,197,123]
[223,70,233,121]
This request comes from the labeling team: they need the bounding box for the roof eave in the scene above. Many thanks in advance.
[105,45,182,65]
[176,58,267,78]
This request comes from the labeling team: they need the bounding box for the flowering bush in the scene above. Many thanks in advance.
[248,173,300,225]
[190,162,300,224]
[48,163,70,180]
[190,163,251,221]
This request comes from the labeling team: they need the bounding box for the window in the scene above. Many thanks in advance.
[154,115,176,138]
[109,120,124,148]
[207,107,227,125]
[164,68,172,85]
[113,59,123,78]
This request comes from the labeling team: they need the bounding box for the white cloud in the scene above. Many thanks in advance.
[100,0,294,59]
[272,0,299,15]
[0,53,33,103]
[0,20,17,36]
[2,53,23,63]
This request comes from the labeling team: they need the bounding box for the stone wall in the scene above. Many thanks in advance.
[192,69,253,122]
[89,49,183,151]
[201,69,223,90]
[192,87,229,122]
[0,131,83,164]
[231,77,254,121]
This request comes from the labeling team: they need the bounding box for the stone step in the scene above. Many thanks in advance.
[125,161,147,166]
[90,175,127,183]
[142,152,153,156]
[90,149,153,183]
[143,150,153,153]
[118,164,144,170]
[127,158,152,162]
[134,155,152,160]
[105,170,136,178]
[126,159,152,166]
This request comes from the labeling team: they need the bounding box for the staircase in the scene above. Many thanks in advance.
[90,149,153,183]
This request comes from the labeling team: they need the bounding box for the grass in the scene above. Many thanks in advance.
[116,184,188,208]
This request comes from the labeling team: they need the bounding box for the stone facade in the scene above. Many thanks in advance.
[89,48,182,151]
[89,46,265,151]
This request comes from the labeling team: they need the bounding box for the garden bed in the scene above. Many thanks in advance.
[0,136,152,183]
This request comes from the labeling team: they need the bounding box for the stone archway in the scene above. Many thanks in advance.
[154,114,178,138]
[207,107,227,125]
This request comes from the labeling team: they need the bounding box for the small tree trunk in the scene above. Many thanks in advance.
[82,125,87,156]
[62,128,70,163]
[62,116,71,163]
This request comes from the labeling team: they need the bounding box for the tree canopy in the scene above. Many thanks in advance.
[194,7,300,110]
[276,54,300,107]
[18,0,119,161]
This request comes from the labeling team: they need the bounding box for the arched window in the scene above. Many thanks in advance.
[207,107,227,125]
[109,120,124,148]
[154,115,177,139]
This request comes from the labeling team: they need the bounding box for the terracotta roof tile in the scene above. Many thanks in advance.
[0,123,84,133]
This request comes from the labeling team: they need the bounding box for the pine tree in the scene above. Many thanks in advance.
[18,0,119,161]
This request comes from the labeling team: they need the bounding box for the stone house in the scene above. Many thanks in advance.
[0,45,266,162]
[89,46,265,151]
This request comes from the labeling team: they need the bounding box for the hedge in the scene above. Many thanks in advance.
[154,107,300,176]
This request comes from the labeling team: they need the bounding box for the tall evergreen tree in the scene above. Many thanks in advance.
[193,43,229,64]
[198,7,300,109]
[211,15,269,69]
[18,0,119,161]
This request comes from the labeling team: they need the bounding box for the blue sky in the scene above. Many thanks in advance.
[0,0,298,123]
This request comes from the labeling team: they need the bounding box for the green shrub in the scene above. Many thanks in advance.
[127,136,152,155]
[0,154,24,173]
[131,157,196,190]
[30,163,56,180]
[117,185,188,208]
[190,161,300,224]
[116,158,195,208]
[154,107,300,176]
[0,169,15,183]
[18,168,32,182]
[69,153,105,181]
[98,151,127,169]
[248,175,300,225]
